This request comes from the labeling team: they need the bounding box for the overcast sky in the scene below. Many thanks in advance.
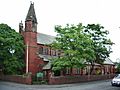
[0,0,120,62]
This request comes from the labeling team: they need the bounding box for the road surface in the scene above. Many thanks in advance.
[0,80,119,90]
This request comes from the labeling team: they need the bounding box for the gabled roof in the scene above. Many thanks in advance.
[84,58,114,65]
[39,54,57,61]
[43,62,51,70]
[26,3,37,23]
[104,58,114,65]
[37,33,55,44]
[38,54,57,70]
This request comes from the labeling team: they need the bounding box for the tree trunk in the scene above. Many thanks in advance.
[70,67,73,76]
[90,63,94,75]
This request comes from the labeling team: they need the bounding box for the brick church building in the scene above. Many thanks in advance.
[19,3,115,79]
[19,3,56,77]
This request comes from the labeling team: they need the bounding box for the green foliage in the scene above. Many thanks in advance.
[83,24,113,74]
[50,23,113,73]
[51,23,95,71]
[53,70,60,76]
[116,63,120,73]
[84,24,113,64]
[0,23,25,75]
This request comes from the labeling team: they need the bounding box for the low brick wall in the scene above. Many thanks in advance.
[49,74,115,84]
[0,74,32,85]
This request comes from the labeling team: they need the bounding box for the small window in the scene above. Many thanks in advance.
[43,48,49,55]
[39,47,43,54]
[51,49,56,56]
[76,68,81,74]
[73,68,81,74]
[65,68,71,75]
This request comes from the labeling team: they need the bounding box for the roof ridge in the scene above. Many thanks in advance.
[37,32,56,37]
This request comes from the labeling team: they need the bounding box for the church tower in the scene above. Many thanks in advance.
[22,2,38,75]
[25,2,37,32]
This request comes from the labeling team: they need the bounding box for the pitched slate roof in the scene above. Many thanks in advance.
[43,62,51,70]
[37,33,55,44]
[26,3,37,23]
[37,33,56,69]
[38,54,57,70]
[104,58,114,65]
[39,54,57,61]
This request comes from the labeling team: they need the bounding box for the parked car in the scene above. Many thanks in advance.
[111,74,120,86]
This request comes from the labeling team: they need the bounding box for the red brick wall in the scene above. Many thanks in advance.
[49,74,115,84]
[0,75,32,85]
[22,20,45,76]
[20,20,59,76]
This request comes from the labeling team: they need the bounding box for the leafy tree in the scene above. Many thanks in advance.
[84,24,113,74]
[0,23,25,75]
[116,63,120,73]
[115,60,120,73]
[51,23,95,73]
